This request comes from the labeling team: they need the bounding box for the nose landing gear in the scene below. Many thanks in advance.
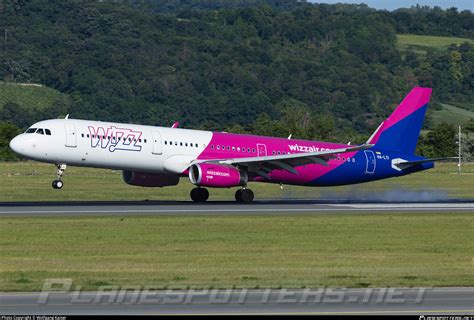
[52,164,67,189]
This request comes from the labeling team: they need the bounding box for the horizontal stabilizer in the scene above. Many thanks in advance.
[392,157,459,170]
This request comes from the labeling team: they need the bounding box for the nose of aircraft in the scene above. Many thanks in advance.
[9,135,24,155]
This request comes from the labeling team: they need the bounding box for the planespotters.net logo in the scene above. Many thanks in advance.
[420,316,474,320]
[34,278,432,306]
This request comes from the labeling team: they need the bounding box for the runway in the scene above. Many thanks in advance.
[1,200,472,315]
[1,288,473,315]
[0,199,473,216]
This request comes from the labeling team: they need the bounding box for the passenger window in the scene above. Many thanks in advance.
[144,139,147,143]
[217,145,220,150]
[37,129,44,135]
[232,147,235,151]
[45,129,51,135]
[211,145,214,149]
[185,143,188,147]
[190,143,193,147]
[272,151,276,155]
[180,142,183,146]
[252,148,256,153]
[196,144,199,148]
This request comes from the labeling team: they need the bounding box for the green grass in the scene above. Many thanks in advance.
[0,82,67,110]
[397,34,474,54]
[431,103,474,126]
[0,161,472,201]
[0,213,472,291]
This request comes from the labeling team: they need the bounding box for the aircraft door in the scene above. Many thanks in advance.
[364,150,376,174]
[64,123,77,148]
[152,130,162,155]
[257,143,267,157]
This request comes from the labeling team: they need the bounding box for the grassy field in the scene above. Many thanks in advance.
[431,103,474,126]
[396,34,474,54]
[0,161,472,202]
[0,212,473,291]
[0,82,67,110]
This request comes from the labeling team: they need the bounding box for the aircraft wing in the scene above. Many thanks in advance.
[192,144,373,179]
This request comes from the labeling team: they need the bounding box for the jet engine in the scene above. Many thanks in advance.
[122,171,179,187]
[188,163,247,188]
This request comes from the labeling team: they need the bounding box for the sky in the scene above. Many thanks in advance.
[310,0,474,11]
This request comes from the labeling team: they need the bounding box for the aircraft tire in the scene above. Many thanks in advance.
[235,189,243,202]
[240,189,254,204]
[191,187,209,202]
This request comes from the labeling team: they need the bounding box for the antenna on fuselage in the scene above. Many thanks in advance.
[64,114,69,119]
[287,134,292,140]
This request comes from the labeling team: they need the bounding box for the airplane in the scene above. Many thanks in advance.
[9,87,453,203]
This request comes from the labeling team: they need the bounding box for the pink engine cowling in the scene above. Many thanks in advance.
[188,163,248,188]
[122,171,180,187]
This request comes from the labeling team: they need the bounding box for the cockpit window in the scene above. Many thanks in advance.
[37,129,44,135]
[45,129,51,135]
[26,128,37,134]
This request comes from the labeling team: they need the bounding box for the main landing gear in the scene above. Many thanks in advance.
[235,188,254,204]
[190,187,209,202]
[52,164,66,189]
[190,187,255,203]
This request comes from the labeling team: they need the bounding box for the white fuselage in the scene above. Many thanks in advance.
[9,119,211,175]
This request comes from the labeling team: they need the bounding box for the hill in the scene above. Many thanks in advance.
[431,103,474,126]
[397,34,474,54]
[0,82,70,128]
[0,1,473,138]
[0,82,67,111]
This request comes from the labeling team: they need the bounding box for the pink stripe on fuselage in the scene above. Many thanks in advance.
[198,132,354,185]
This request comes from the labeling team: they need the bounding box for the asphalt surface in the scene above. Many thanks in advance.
[0,199,473,216]
[1,288,473,315]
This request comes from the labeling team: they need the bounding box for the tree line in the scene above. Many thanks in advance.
[0,0,473,160]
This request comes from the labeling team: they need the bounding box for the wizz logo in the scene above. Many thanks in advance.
[88,126,143,152]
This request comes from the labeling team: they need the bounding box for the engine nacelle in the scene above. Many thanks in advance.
[122,171,179,187]
[188,163,247,188]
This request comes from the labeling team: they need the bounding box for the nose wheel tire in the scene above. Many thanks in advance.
[237,188,254,203]
[52,180,63,189]
[190,187,209,202]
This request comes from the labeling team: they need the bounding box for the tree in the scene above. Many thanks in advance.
[424,122,457,158]
[0,122,22,161]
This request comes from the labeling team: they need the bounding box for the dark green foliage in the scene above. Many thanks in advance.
[0,0,472,145]
[0,122,22,161]
[417,122,457,158]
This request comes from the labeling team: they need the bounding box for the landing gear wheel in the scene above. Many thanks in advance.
[235,189,243,202]
[190,187,209,202]
[240,189,254,204]
[52,164,67,190]
[52,180,63,189]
